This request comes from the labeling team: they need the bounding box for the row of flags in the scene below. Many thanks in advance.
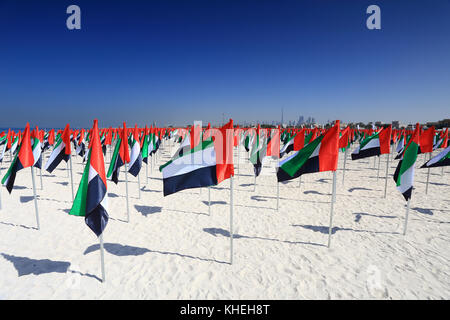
[1,121,449,238]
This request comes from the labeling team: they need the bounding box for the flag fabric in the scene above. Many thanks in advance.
[45,124,71,173]
[419,126,435,154]
[69,119,108,237]
[160,139,218,196]
[106,123,130,184]
[277,121,340,182]
[279,134,294,158]
[2,123,34,193]
[31,130,42,169]
[214,119,234,183]
[351,125,391,160]
[249,124,266,177]
[420,145,450,169]
[160,119,234,196]
[128,125,143,177]
[266,127,280,158]
[393,123,420,201]
[141,125,150,164]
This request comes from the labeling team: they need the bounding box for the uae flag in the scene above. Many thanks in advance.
[128,125,143,177]
[280,134,294,158]
[0,135,6,163]
[2,123,34,193]
[351,125,391,160]
[9,135,19,155]
[277,121,340,182]
[160,119,234,196]
[421,145,450,169]
[393,123,420,201]
[69,119,108,237]
[160,139,218,196]
[249,124,266,177]
[107,123,130,184]
[45,124,71,173]
[141,125,150,164]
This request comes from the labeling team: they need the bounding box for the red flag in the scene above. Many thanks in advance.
[319,120,340,172]
[61,124,72,155]
[18,123,34,169]
[215,119,234,184]
[419,126,435,153]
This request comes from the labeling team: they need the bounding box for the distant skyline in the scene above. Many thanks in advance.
[1,0,449,128]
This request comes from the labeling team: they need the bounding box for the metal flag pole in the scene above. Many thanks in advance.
[383,153,390,198]
[230,176,234,265]
[30,167,40,230]
[342,148,348,185]
[327,171,337,248]
[208,186,211,216]
[99,233,106,283]
[69,156,74,201]
[39,166,43,190]
[376,156,381,182]
[403,198,411,235]
[124,162,130,222]
[237,144,240,178]
[425,152,432,194]
[145,160,149,185]
[66,160,69,178]
[0,166,3,210]
[276,181,279,211]
[137,170,141,199]
[298,175,302,188]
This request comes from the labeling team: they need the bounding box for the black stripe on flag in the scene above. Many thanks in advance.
[46,151,69,173]
[111,156,124,184]
[163,166,217,197]
[128,154,143,177]
[85,175,109,237]
[351,147,380,160]
[5,159,23,194]
[277,156,320,183]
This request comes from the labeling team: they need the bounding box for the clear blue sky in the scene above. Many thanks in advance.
[0,0,449,128]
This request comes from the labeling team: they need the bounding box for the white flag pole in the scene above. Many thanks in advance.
[124,162,130,222]
[237,144,240,178]
[276,181,279,211]
[383,152,390,199]
[39,166,43,190]
[66,160,69,178]
[137,170,141,199]
[145,159,149,185]
[99,233,106,283]
[0,166,3,210]
[342,148,348,185]
[230,176,234,264]
[30,167,40,230]
[403,198,411,235]
[69,156,74,201]
[376,155,381,182]
[208,186,211,216]
[425,152,432,194]
[298,175,302,188]
[327,171,337,248]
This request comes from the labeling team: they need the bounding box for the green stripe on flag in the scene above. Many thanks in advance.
[280,135,323,177]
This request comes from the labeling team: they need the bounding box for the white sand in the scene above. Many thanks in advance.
[0,141,449,299]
